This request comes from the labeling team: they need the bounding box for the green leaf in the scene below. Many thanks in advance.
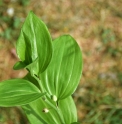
[13,61,26,70]
[26,57,39,75]
[23,96,77,124]
[71,122,80,124]
[0,79,45,107]
[59,96,77,123]
[40,35,82,100]
[14,58,39,76]
[15,11,53,75]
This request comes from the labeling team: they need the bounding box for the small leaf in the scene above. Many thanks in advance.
[13,61,26,70]
[0,79,45,107]
[14,57,39,76]
[40,35,82,100]
[15,11,53,75]
[23,96,77,124]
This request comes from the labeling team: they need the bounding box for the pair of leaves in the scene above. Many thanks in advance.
[14,11,82,101]
[24,73,80,124]
[23,96,77,124]
[14,11,52,75]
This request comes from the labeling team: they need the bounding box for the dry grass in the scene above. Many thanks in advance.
[0,0,122,123]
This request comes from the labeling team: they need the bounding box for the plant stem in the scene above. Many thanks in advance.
[32,74,44,92]
[33,75,65,124]
[45,97,65,124]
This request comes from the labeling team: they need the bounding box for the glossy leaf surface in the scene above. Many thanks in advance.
[14,11,53,75]
[40,35,82,100]
[0,79,45,107]
[23,96,77,124]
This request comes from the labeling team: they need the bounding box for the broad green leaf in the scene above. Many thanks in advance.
[23,96,77,124]
[15,11,53,75]
[0,79,45,107]
[40,35,82,100]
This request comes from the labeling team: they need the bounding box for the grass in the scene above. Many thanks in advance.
[0,0,122,123]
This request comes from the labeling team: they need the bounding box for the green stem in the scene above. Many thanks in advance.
[33,75,65,124]
[45,97,65,124]
[32,74,44,92]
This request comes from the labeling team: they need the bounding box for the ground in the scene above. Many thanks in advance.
[0,0,122,124]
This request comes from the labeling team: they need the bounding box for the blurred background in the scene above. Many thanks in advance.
[0,0,122,124]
